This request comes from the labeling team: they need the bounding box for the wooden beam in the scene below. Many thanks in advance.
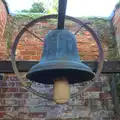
[0,61,120,73]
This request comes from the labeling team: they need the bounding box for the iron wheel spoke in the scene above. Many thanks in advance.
[24,27,44,42]
[74,22,91,35]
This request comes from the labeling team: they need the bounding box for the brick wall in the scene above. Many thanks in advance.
[0,75,114,120]
[112,7,120,54]
[0,13,115,119]
[0,0,7,41]
[0,0,7,60]
[14,26,100,61]
[6,18,109,61]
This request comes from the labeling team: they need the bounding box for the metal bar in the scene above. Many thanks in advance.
[74,22,91,35]
[57,0,68,29]
[74,25,83,35]
[0,61,120,73]
[25,28,44,42]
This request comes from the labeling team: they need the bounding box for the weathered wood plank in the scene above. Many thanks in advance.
[0,61,120,73]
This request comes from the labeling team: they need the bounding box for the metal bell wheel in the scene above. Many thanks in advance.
[11,0,104,103]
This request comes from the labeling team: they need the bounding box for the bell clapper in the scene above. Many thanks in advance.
[53,77,70,104]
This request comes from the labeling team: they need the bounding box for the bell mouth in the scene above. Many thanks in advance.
[26,60,95,84]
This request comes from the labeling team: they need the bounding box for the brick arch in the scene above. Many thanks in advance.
[0,0,8,60]
[1,0,9,14]
[0,0,7,41]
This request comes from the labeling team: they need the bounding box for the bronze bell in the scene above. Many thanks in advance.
[26,29,94,84]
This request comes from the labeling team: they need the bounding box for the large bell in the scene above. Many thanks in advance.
[26,29,95,84]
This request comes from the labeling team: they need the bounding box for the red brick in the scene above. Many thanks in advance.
[0,0,7,43]
[0,93,13,98]
[23,40,40,45]
[23,56,30,60]
[0,106,5,111]
[2,81,17,88]
[13,106,29,112]
[0,52,6,56]
[82,56,97,60]
[18,45,41,51]
[85,87,101,92]
[91,48,98,52]
[114,8,120,20]
[19,42,36,47]
[85,35,92,39]
[0,57,6,60]
[17,100,26,106]
[17,45,26,50]
[76,35,86,39]
[31,55,40,60]
[83,31,91,35]
[115,17,120,26]
[7,76,19,81]
[16,55,23,60]
[89,52,98,56]
[99,93,112,99]
[20,51,37,56]
[14,93,30,99]
[78,47,91,52]
[116,26,120,35]
[77,39,91,43]
[0,81,6,87]
[2,99,17,106]
[0,47,6,51]
[2,88,18,92]
[14,93,23,98]
[0,112,5,118]
[29,112,46,118]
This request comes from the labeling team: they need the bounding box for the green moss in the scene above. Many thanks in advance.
[13,13,44,21]
[4,16,14,55]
